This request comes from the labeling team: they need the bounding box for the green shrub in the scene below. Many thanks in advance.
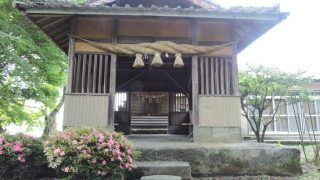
[44,128,137,179]
[0,133,48,179]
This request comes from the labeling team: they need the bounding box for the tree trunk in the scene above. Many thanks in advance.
[261,125,268,143]
[42,87,66,137]
[254,131,261,142]
[0,126,5,133]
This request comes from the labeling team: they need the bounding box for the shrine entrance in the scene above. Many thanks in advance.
[114,55,191,135]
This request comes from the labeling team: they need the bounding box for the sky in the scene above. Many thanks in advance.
[214,0,320,78]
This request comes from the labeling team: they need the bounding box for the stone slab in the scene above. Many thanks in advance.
[130,161,191,180]
[141,175,182,180]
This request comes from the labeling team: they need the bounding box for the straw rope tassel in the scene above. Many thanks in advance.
[133,53,144,68]
[151,52,163,67]
[174,53,184,68]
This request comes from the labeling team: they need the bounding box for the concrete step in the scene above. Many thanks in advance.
[141,175,182,180]
[130,161,191,180]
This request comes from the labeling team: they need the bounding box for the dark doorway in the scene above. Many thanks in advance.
[114,55,192,135]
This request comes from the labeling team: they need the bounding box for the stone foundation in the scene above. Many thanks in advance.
[130,135,302,177]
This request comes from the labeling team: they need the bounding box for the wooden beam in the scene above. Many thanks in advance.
[205,57,209,95]
[81,54,87,93]
[42,16,70,30]
[231,21,239,95]
[98,54,103,93]
[117,71,145,91]
[163,71,188,96]
[191,20,199,127]
[35,16,52,24]
[108,18,118,126]
[210,57,215,95]
[103,55,109,93]
[58,38,69,45]
[48,24,69,37]
[53,31,68,41]
[87,54,93,93]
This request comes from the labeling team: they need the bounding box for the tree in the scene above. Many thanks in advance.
[0,0,67,135]
[239,65,309,142]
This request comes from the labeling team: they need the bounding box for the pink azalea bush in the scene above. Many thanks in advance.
[44,128,138,179]
[0,133,48,179]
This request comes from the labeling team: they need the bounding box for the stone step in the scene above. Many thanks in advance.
[141,175,182,180]
[131,128,167,134]
[130,161,191,180]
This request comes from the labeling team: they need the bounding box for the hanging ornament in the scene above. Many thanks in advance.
[132,53,144,68]
[151,52,163,67]
[174,53,184,68]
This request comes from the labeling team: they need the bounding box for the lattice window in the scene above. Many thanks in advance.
[71,53,110,94]
[169,92,189,112]
[198,56,234,95]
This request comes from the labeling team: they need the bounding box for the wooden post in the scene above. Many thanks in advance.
[191,20,199,126]
[108,18,118,127]
[67,16,76,93]
[231,22,239,95]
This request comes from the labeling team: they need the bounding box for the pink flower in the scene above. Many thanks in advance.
[118,156,122,161]
[128,156,133,163]
[13,141,23,152]
[54,148,62,155]
[72,140,78,145]
[50,133,56,139]
[97,170,101,175]
[62,166,70,172]
[113,149,120,156]
[125,162,130,169]
[92,158,97,164]
[5,142,12,147]
[102,160,106,165]
[104,148,109,153]
[60,132,68,140]
[127,149,132,155]
[108,139,114,145]
[98,132,105,142]
[60,151,65,156]
[17,154,25,162]
[111,157,114,162]
[77,146,82,150]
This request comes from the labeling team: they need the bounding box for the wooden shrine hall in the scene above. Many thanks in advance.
[14,0,288,142]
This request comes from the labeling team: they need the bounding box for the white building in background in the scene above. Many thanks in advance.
[242,80,320,139]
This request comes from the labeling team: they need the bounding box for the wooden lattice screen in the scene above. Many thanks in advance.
[169,92,189,112]
[198,57,234,95]
[71,53,110,94]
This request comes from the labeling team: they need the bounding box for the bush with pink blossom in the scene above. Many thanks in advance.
[44,128,139,179]
[0,133,49,179]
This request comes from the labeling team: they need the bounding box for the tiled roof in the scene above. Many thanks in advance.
[15,0,281,15]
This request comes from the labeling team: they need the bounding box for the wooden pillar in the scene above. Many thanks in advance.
[231,21,239,95]
[108,18,118,126]
[191,20,199,126]
[66,16,76,93]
